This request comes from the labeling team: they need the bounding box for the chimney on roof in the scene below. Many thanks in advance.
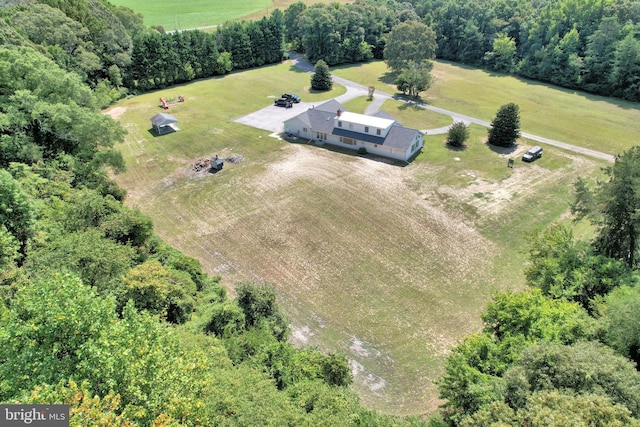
[337,108,342,117]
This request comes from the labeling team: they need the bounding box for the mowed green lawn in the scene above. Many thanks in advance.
[333,60,640,156]
[109,59,627,416]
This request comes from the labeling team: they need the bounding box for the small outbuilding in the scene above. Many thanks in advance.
[150,113,179,134]
[210,155,224,171]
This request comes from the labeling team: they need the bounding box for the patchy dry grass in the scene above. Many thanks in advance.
[110,59,608,416]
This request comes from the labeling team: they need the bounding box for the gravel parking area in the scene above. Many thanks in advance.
[234,101,314,134]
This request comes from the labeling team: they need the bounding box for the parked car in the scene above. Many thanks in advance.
[274,97,293,108]
[281,93,301,103]
[522,146,543,162]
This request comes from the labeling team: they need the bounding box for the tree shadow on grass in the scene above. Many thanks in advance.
[147,128,176,137]
[288,63,312,74]
[307,88,332,95]
[397,99,427,111]
[446,142,468,151]
[379,69,398,85]
[486,141,519,155]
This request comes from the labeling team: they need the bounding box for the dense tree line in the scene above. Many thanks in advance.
[419,0,640,101]
[282,0,640,100]
[3,0,638,101]
[0,1,144,105]
[128,13,285,90]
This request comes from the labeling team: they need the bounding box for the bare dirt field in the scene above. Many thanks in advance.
[109,61,606,415]
[120,135,600,414]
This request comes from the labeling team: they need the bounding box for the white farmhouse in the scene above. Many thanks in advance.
[283,100,424,162]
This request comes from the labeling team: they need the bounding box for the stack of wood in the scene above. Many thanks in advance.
[226,154,245,164]
[192,158,210,172]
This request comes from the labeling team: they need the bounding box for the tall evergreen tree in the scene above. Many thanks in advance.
[311,59,332,90]
[487,103,521,147]
[594,146,640,268]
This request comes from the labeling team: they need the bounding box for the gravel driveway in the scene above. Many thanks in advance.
[234,100,315,134]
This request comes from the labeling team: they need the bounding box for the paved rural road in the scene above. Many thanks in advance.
[288,53,616,163]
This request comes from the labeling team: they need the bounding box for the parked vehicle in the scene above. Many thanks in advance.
[522,146,543,162]
[274,97,293,108]
[281,93,301,103]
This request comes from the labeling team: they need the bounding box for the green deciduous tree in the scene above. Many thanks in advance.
[483,33,516,73]
[0,274,215,425]
[601,285,640,365]
[487,103,520,147]
[283,1,307,51]
[610,31,640,102]
[0,45,126,175]
[236,282,288,340]
[520,390,640,427]
[311,59,333,91]
[525,224,634,312]
[120,259,196,324]
[203,301,246,337]
[446,121,470,147]
[463,390,640,427]
[482,289,593,344]
[505,341,640,417]
[0,169,34,259]
[394,60,433,97]
[583,17,622,95]
[19,381,137,427]
[383,21,437,72]
[0,225,20,270]
[26,229,136,294]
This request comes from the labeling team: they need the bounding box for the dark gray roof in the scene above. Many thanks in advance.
[384,126,421,150]
[287,99,421,151]
[306,101,345,134]
[290,100,346,131]
[150,113,178,127]
[315,99,344,113]
[334,125,420,150]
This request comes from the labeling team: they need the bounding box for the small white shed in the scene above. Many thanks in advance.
[150,113,179,134]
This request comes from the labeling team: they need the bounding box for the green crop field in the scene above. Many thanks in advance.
[108,0,270,29]
[109,0,353,30]
[108,59,635,416]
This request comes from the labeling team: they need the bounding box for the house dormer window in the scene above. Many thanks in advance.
[338,121,342,127]
[365,126,369,133]
[376,128,381,135]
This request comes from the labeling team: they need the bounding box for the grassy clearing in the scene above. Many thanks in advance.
[332,60,640,156]
[110,0,353,30]
[110,58,610,416]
